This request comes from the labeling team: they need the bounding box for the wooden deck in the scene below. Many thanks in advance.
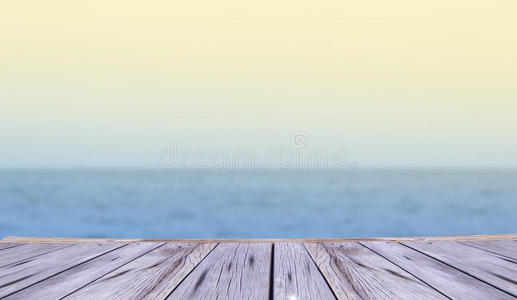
[1,234,516,299]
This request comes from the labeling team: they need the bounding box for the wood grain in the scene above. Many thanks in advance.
[6,242,163,300]
[168,243,271,299]
[0,243,73,268]
[274,242,336,300]
[362,241,513,300]
[402,241,517,297]
[305,242,446,300]
[1,237,517,299]
[65,242,216,300]
[0,243,124,298]
[3,233,517,244]
[460,240,517,260]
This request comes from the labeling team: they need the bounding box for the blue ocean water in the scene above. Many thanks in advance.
[1,169,516,239]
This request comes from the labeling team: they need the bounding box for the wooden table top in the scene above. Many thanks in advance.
[1,234,516,299]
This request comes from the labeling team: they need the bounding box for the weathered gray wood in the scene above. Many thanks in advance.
[305,242,446,300]
[0,243,124,298]
[66,243,216,300]
[0,244,22,251]
[0,243,73,268]
[274,243,336,299]
[403,241,517,297]
[0,238,516,299]
[6,242,164,300]
[363,241,513,300]
[168,243,271,299]
[461,240,517,260]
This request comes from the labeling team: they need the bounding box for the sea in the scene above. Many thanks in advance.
[1,169,516,239]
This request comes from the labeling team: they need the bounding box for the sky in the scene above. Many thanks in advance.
[1,0,516,168]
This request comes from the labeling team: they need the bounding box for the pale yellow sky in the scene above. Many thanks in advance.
[1,0,516,167]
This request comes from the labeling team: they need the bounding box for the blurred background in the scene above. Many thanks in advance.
[1,0,516,238]
[1,169,517,238]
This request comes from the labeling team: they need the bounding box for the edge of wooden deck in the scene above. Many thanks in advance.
[2,233,516,244]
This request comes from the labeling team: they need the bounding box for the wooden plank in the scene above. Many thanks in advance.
[0,244,22,251]
[3,233,517,244]
[402,241,517,296]
[461,240,517,260]
[168,243,271,299]
[0,243,73,268]
[274,243,336,299]
[0,243,124,298]
[305,242,446,300]
[6,242,164,300]
[65,242,216,300]
[362,241,513,300]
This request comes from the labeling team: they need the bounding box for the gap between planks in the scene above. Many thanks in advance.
[1,240,517,300]
[400,241,517,298]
